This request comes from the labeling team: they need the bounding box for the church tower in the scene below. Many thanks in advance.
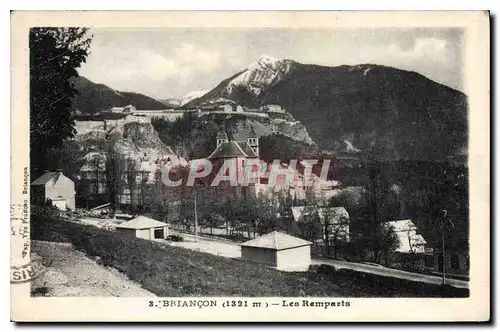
[247,125,259,156]
[216,130,229,146]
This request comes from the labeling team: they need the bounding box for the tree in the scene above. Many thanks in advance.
[319,206,350,259]
[255,194,280,234]
[376,223,400,264]
[105,144,125,217]
[125,159,138,212]
[44,140,86,180]
[30,28,92,175]
[403,220,418,254]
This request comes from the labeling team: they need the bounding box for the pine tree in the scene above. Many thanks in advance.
[30,28,92,175]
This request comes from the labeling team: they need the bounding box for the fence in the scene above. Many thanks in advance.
[169,223,260,241]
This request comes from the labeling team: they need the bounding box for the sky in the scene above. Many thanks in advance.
[78,28,464,99]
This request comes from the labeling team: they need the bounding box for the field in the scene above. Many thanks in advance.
[30,215,469,298]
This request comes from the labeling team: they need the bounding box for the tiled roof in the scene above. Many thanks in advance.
[116,216,167,229]
[235,141,258,157]
[241,231,311,250]
[31,172,61,186]
[208,141,248,159]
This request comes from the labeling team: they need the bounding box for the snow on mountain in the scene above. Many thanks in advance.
[227,55,293,97]
[179,90,209,106]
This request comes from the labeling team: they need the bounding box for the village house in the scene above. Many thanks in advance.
[110,104,136,114]
[290,205,350,258]
[31,170,76,211]
[260,104,285,113]
[383,219,431,271]
[78,152,158,208]
[115,215,169,240]
[217,104,234,113]
[292,206,350,241]
[240,231,312,271]
[386,219,428,254]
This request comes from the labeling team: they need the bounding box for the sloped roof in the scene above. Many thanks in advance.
[116,216,167,229]
[292,206,349,224]
[208,141,248,159]
[412,234,427,245]
[385,219,427,253]
[241,231,311,250]
[318,207,349,224]
[235,141,258,157]
[31,172,61,186]
[386,219,417,233]
[291,206,315,222]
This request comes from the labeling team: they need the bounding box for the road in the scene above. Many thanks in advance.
[171,230,469,289]
[313,258,469,289]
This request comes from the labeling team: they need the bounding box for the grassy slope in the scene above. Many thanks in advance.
[31,215,468,298]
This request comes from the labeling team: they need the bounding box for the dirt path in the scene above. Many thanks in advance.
[31,240,155,297]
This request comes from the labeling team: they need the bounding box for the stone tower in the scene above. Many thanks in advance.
[216,130,229,146]
[247,125,259,156]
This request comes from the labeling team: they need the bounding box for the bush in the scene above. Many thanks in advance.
[309,264,337,276]
[166,235,184,242]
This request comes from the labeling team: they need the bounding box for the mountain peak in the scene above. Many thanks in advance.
[182,61,467,161]
[256,54,281,64]
[227,55,293,97]
[248,54,286,71]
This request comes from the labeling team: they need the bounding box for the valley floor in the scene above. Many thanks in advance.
[30,215,469,298]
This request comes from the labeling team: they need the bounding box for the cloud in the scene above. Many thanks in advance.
[80,42,221,89]
[131,44,221,83]
[166,43,222,83]
[388,37,448,62]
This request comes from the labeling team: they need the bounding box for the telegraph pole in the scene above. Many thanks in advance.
[194,194,198,242]
[440,209,447,285]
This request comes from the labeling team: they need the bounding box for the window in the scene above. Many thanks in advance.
[154,229,164,239]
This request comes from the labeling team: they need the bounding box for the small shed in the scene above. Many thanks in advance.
[240,231,312,271]
[115,216,169,241]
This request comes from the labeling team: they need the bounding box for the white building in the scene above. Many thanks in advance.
[115,216,169,240]
[385,219,427,254]
[31,171,76,210]
[260,104,285,113]
[240,231,312,271]
[217,104,234,113]
[292,206,350,242]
